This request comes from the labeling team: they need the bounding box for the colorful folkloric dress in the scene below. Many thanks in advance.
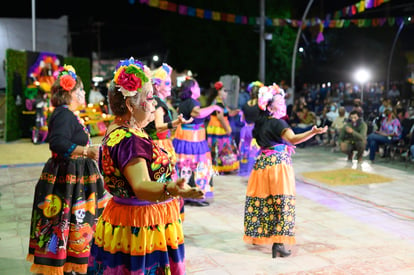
[206,97,239,173]
[89,126,185,274]
[243,117,296,246]
[145,96,177,166]
[27,105,110,275]
[173,98,214,201]
[238,102,261,177]
[144,96,185,220]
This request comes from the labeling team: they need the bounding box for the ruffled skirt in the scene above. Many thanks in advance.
[173,124,214,200]
[207,116,239,173]
[238,124,260,177]
[243,145,296,245]
[26,156,110,275]
[88,198,185,275]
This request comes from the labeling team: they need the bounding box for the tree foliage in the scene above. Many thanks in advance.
[266,26,298,84]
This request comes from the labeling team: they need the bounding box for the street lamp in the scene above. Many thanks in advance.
[150,55,159,69]
[354,68,371,104]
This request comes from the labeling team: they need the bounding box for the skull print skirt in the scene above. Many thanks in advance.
[26,155,110,275]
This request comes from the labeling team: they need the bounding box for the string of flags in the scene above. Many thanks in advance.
[131,0,412,29]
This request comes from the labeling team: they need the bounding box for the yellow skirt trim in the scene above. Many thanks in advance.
[93,218,184,255]
[94,199,184,255]
[207,116,231,135]
[213,161,240,173]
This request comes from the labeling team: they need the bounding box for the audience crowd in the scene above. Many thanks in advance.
[183,80,414,164]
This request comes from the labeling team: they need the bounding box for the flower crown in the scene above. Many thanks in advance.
[247,81,264,93]
[151,63,172,85]
[113,57,150,97]
[58,65,77,92]
[258,83,285,111]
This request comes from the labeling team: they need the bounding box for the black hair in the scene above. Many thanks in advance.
[179,79,196,100]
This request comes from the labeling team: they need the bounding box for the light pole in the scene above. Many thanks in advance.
[31,0,36,51]
[291,0,315,106]
[386,21,405,92]
[151,55,159,70]
[258,0,265,82]
[354,68,371,104]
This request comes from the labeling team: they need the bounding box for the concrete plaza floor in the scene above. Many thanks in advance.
[0,141,414,274]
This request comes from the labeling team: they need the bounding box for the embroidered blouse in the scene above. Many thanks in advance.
[100,126,172,198]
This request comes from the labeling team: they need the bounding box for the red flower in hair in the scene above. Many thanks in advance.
[60,74,76,91]
[214,81,224,91]
[117,69,142,91]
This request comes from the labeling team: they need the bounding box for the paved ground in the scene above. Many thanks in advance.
[1,142,414,275]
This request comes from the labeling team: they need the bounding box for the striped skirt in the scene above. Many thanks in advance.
[88,197,185,275]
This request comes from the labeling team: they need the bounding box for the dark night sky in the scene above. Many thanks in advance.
[4,0,413,57]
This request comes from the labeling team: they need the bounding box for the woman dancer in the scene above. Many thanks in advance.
[206,81,239,174]
[243,83,327,258]
[144,63,192,219]
[27,65,109,274]
[88,57,204,274]
[238,81,263,177]
[173,78,223,206]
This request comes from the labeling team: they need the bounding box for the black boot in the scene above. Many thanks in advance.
[272,243,291,258]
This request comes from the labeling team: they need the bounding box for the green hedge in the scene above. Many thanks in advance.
[64,56,91,102]
[5,49,27,142]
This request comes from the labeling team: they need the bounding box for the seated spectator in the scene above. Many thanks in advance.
[378,98,393,116]
[328,106,348,147]
[409,125,414,162]
[317,105,333,145]
[326,102,339,122]
[387,85,400,105]
[338,110,367,164]
[291,105,316,134]
[366,109,402,162]
[397,107,414,144]
[352,99,364,120]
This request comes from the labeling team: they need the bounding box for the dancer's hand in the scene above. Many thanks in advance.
[167,178,205,199]
[177,113,193,124]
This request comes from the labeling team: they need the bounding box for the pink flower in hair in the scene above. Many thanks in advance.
[258,86,273,111]
[257,83,285,111]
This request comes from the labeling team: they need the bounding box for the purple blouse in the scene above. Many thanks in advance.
[99,126,173,198]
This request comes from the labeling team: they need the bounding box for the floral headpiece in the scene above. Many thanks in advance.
[152,63,172,85]
[247,81,264,93]
[214,81,224,91]
[113,57,150,97]
[58,65,77,92]
[258,83,285,111]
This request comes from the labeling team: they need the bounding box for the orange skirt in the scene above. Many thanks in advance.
[243,145,296,245]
